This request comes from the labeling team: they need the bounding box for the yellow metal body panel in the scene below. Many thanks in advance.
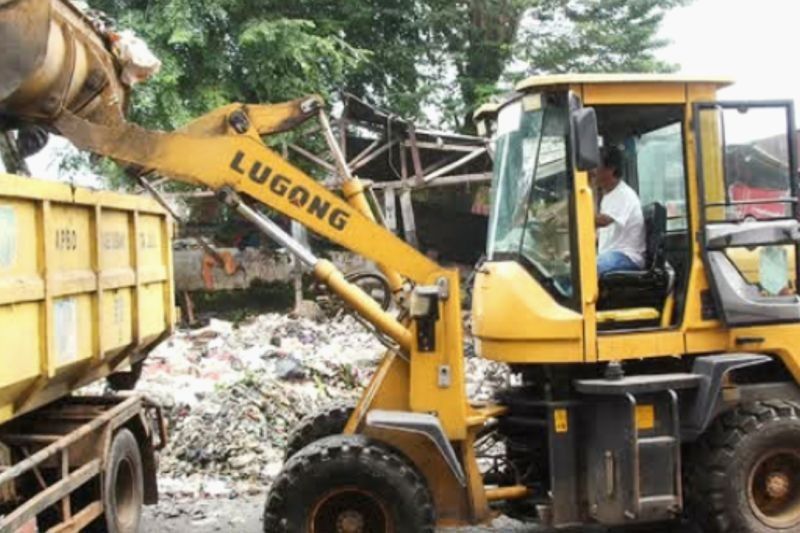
[635,404,655,431]
[515,73,732,92]
[598,331,685,361]
[0,173,173,425]
[472,262,584,363]
[583,82,686,105]
[56,109,441,285]
[471,77,800,369]
[574,168,599,361]
[597,308,660,324]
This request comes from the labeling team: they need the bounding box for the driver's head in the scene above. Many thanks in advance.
[596,146,623,190]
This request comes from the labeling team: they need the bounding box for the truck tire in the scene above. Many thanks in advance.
[106,361,143,391]
[264,434,435,533]
[687,400,800,532]
[283,402,355,460]
[103,428,144,533]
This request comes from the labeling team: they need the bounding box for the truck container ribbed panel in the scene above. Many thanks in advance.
[0,173,173,424]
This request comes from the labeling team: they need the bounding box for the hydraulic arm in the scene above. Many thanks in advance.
[0,0,440,347]
[1,1,487,524]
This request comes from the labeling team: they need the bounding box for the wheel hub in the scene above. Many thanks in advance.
[748,449,800,528]
[310,487,390,533]
[766,471,791,500]
[336,509,365,533]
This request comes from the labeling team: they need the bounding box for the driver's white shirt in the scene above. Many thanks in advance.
[597,180,646,267]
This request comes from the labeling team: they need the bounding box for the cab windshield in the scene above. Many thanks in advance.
[487,94,573,298]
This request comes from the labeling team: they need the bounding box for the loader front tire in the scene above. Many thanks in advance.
[283,402,355,460]
[687,400,800,532]
[264,434,435,533]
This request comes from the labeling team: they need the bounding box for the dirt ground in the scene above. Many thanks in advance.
[141,494,695,532]
[141,495,544,532]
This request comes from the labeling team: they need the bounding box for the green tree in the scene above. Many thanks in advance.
[88,0,687,132]
[424,0,688,130]
[512,0,688,77]
[426,0,530,129]
[265,1,432,118]
[90,0,369,130]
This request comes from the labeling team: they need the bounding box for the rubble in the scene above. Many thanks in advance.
[136,309,509,499]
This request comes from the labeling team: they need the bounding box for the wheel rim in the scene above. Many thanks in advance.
[748,448,800,528]
[113,456,138,529]
[309,487,392,533]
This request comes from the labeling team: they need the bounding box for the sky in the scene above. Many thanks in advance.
[659,0,800,105]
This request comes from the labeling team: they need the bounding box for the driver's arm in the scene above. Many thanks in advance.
[595,213,614,228]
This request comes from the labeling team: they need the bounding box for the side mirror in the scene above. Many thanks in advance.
[572,107,600,171]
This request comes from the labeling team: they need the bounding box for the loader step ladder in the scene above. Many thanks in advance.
[574,373,701,525]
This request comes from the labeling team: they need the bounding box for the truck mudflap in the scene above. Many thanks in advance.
[0,393,166,532]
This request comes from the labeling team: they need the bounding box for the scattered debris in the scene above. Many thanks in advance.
[138,313,376,494]
[135,310,509,505]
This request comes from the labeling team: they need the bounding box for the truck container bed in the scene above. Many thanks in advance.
[0,173,174,425]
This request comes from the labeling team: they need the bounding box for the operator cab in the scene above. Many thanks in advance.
[472,74,800,364]
[591,105,684,326]
[476,82,692,330]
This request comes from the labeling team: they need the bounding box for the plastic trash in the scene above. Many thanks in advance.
[110,30,162,87]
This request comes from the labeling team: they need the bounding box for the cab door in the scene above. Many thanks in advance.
[693,101,800,326]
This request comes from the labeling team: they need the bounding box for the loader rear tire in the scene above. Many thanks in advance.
[283,402,355,460]
[264,434,435,533]
[687,400,800,533]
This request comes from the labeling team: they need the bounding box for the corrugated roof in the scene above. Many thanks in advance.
[515,73,733,92]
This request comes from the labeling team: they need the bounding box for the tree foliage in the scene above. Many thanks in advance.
[89,0,687,132]
[512,0,688,77]
[90,0,369,129]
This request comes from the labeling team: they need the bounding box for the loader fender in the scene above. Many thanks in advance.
[683,353,771,440]
[365,410,466,486]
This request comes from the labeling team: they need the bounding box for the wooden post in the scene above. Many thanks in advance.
[383,188,397,234]
[398,144,419,248]
[406,126,424,185]
[399,190,418,248]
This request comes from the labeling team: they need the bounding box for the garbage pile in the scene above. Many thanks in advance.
[137,308,508,498]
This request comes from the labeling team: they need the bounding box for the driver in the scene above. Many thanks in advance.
[593,146,646,275]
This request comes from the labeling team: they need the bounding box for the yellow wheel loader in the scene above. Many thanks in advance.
[3,2,800,531]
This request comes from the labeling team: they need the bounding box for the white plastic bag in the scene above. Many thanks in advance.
[111,30,162,87]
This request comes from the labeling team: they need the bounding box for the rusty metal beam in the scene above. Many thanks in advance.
[164,190,215,198]
[347,137,381,167]
[423,147,488,183]
[0,395,140,487]
[288,143,336,173]
[48,500,103,533]
[372,172,491,190]
[402,140,480,152]
[351,139,399,172]
[0,459,100,533]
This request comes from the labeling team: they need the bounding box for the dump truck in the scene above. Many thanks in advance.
[4,1,800,532]
[0,170,172,529]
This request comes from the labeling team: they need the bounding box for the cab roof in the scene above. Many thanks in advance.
[515,73,733,92]
[472,102,501,121]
